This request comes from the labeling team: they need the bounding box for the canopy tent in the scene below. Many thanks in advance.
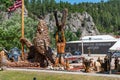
[109,39,120,51]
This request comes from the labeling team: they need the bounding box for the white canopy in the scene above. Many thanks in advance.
[109,39,120,51]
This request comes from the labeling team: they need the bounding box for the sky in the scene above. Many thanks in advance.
[55,0,108,4]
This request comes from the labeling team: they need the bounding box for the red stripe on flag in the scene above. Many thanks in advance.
[15,4,22,8]
[15,0,22,8]
[8,6,16,12]
[8,0,22,12]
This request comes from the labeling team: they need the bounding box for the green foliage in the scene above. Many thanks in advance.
[49,26,57,48]
[0,13,38,50]
[65,29,78,41]
[24,17,38,40]
[0,0,14,11]
[76,28,81,38]
[0,14,21,50]
[49,31,56,48]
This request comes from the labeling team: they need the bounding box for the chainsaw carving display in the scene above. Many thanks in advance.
[0,8,69,69]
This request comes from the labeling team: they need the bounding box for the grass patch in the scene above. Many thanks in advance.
[0,70,119,80]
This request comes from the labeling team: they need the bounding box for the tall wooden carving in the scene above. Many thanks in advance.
[20,19,55,67]
[54,8,69,69]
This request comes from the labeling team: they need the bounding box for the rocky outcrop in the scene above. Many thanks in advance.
[44,11,100,38]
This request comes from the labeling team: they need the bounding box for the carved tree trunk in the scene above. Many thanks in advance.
[53,8,68,68]
[20,19,55,67]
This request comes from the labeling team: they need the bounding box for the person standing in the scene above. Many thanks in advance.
[104,56,110,72]
[114,57,119,70]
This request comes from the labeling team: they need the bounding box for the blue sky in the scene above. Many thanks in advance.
[55,0,108,4]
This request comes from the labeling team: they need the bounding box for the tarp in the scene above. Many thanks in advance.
[109,39,120,51]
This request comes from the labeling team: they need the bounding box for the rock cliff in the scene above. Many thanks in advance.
[44,11,100,38]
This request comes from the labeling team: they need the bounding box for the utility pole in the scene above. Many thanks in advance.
[109,52,112,74]
[21,0,24,60]
[81,38,84,55]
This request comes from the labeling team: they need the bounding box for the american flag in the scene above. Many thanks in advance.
[8,0,22,12]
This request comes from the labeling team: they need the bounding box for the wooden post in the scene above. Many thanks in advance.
[81,39,84,55]
[21,0,24,60]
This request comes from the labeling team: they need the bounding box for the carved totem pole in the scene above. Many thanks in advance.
[54,8,69,69]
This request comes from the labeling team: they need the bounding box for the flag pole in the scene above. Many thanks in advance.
[21,0,24,60]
